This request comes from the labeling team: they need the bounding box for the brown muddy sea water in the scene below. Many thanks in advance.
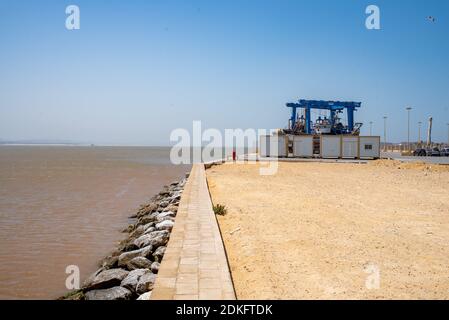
[0,146,190,299]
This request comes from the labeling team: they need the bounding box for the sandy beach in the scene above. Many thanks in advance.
[207,160,449,299]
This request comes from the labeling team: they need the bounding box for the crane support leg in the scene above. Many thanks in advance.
[305,107,311,134]
[347,108,354,132]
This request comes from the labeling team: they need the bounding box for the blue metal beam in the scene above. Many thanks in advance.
[347,107,355,132]
[290,106,297,129]
[305,107,311,134]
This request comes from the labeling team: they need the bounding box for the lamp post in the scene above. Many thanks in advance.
[447,123,449,146]
[369,121,373,136]
[418,121,422,145]
[406,107,412,151]
[383,116,387,152]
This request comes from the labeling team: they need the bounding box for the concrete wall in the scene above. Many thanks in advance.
[359,136,381,159]
[292,135,314,158]
[321,135,341,158]
[259,135,288,158]
[342,135,359,159]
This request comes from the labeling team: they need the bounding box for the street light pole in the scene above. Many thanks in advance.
[418,121,422,145]
[383,116,387,152]
[369,121,373,136]
[406,107,412,151]
[447,123,449,146]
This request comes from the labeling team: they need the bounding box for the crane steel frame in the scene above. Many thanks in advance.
[286,99,361,134]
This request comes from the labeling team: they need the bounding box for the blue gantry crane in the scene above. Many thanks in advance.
[285,99,362,135]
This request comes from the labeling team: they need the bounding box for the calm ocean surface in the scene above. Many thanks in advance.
[0,146,190,299]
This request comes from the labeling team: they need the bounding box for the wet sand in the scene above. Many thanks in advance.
[207,161,449,299]
[0,146,189,299]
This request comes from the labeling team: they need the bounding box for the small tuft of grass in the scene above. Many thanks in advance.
[58,289,85,300]
[213,204,227,216]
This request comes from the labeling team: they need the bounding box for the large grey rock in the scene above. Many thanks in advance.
[129,225,145,239]
[153,246,166,262]
[164,204,178,213]
[159,200,169,208]
[156,216,175,223]
[134,230,169,248]
[157,210,175,218]
[164,192,181,203]
[136,215,156,227]
[147,211,161,220]
[159,189,170,197]
[136,272,157,294]
[143,227,156,235]
[151,262,160,274]
[83,268,129,291]
[137,291,152,300]
[85,286,132,300]
[156,211,175,222]
[83,267,105,288]
[99,255,119,269]
[156,220,174,231]
[117,237,139,252]
[120,269,150,292]
[127,256,152,270]
[148,230,170,238]
[143,223,155,232]
[136,203,158,218]
[118,246,153,268]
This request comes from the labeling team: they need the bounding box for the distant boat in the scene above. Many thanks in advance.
[314,123,332,134]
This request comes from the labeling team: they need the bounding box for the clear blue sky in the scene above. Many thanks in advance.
[1,0,448,145]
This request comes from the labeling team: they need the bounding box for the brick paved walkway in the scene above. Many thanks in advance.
[151,164,236,300]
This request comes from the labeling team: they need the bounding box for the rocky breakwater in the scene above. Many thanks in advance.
[62,174,188,300]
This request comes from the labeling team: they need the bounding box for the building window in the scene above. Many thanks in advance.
[365,144,373,150]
